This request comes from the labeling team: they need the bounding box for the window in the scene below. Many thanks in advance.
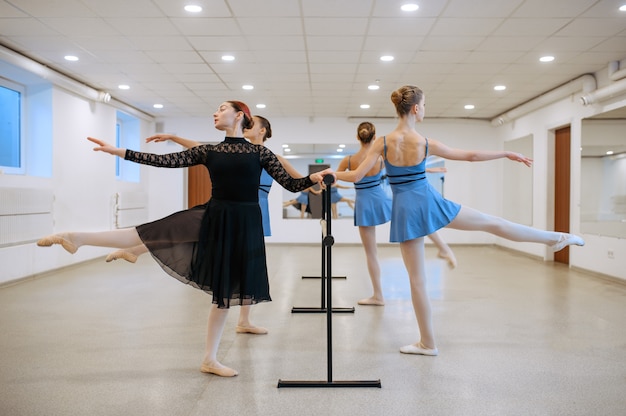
[0,78,24,174]
[116,110,140,182]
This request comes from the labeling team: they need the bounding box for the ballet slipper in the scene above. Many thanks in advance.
[235,325,268,335]
[200,362,238,377]
[105,250,138,263]
[357,297,385,306]
[437,251,457,269]
[551,233,585,252]
[399,343,438,356]
[36,234,77,254]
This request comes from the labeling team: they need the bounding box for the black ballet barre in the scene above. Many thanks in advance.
[278,174,381,389]
[291,178,354,314]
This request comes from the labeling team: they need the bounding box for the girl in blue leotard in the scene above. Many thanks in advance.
[337,122,457,307]
[335,85,584,357]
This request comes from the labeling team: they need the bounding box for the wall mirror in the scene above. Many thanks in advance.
[580,107,626,238]
[281,143,446,219]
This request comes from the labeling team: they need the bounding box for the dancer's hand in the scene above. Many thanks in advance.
[506,152,533,167]
[145,134,177,143]
[310,168,335,184]
[87,137,126,157]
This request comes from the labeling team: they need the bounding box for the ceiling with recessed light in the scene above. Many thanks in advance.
[1,0,625,120]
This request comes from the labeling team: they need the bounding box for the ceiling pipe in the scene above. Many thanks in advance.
[608,60,626,82]
[491,75,597,126]
[0,44,108,102]
[491,74,596,126]
[580,77,626,106]
[0,44,152,120]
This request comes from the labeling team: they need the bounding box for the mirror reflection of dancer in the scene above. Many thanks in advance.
[335,85,584,357]
[329,183,355,219]
[337,122,457,307]
[105,115,295,336]
[282,186,322,218]
[38,101,333,377]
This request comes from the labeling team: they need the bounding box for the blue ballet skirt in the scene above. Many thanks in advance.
[296,192,309,204]
[353,171,391,227]
[385,139,460,242]
[258,169,272,236]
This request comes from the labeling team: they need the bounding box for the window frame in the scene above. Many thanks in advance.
[0,77,26,174]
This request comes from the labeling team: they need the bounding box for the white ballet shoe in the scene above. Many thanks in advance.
[37,234,77,254]
[399,344,438,356]
[551,233,585,252]
[105,250,138,263]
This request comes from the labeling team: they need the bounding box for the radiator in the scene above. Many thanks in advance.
[113,192,148,228]
[0,188,54,246]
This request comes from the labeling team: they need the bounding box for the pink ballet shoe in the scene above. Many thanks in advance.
[36,235,77,254]
[551,233,585,252]
[200,362,238,377]
[105,250,138,263]
[357,297,385,306]
[235,325,268,335]
[437,251,457,269]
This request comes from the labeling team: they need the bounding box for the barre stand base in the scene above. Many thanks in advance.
[277,379,381,388]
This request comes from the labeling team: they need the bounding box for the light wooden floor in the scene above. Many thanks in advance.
[1,244,625,416]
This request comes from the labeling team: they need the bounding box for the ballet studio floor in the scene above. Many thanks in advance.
[1,244,624,416]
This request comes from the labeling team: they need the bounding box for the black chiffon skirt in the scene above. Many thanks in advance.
[136,199,271,308]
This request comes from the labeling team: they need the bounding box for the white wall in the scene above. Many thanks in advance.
[494,88,626,281]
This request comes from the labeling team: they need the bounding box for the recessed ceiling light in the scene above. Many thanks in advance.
[540,55,555,62]
[337,148,344,152]
[118,84,130,90]
[494,85,506,91]
[184,5,202,13]
[256,104,266,109]
[380,55,394,62]
[64,55,79,61]
[464,104,475,110]
[153,104,163,109]
[222,55,235,61]
[620,5,626,11]
[284,148,291,152]
[339,144,346,148]
[401,4,419,12]
[360,104,371,109]
[606,150,614,155]
[368,84,380,90]
[242,85,254,90]
[282,144,289,148]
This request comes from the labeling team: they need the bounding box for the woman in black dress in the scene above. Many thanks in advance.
[38,100,333,376]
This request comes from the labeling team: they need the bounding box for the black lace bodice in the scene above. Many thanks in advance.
[125,137,314,202]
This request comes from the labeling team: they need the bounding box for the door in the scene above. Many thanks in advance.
[188,165,212,208]
[307,164,329,219]
[554,126,571,264]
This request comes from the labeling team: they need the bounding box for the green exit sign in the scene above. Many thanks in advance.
[315,158,324,163]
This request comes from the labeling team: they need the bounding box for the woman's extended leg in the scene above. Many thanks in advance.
[357,225,385,306]
[447,206,584,251]
[200,305,237,377]
[37,229,143,254]
[398,237,438,356]
[427,231,457,268]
